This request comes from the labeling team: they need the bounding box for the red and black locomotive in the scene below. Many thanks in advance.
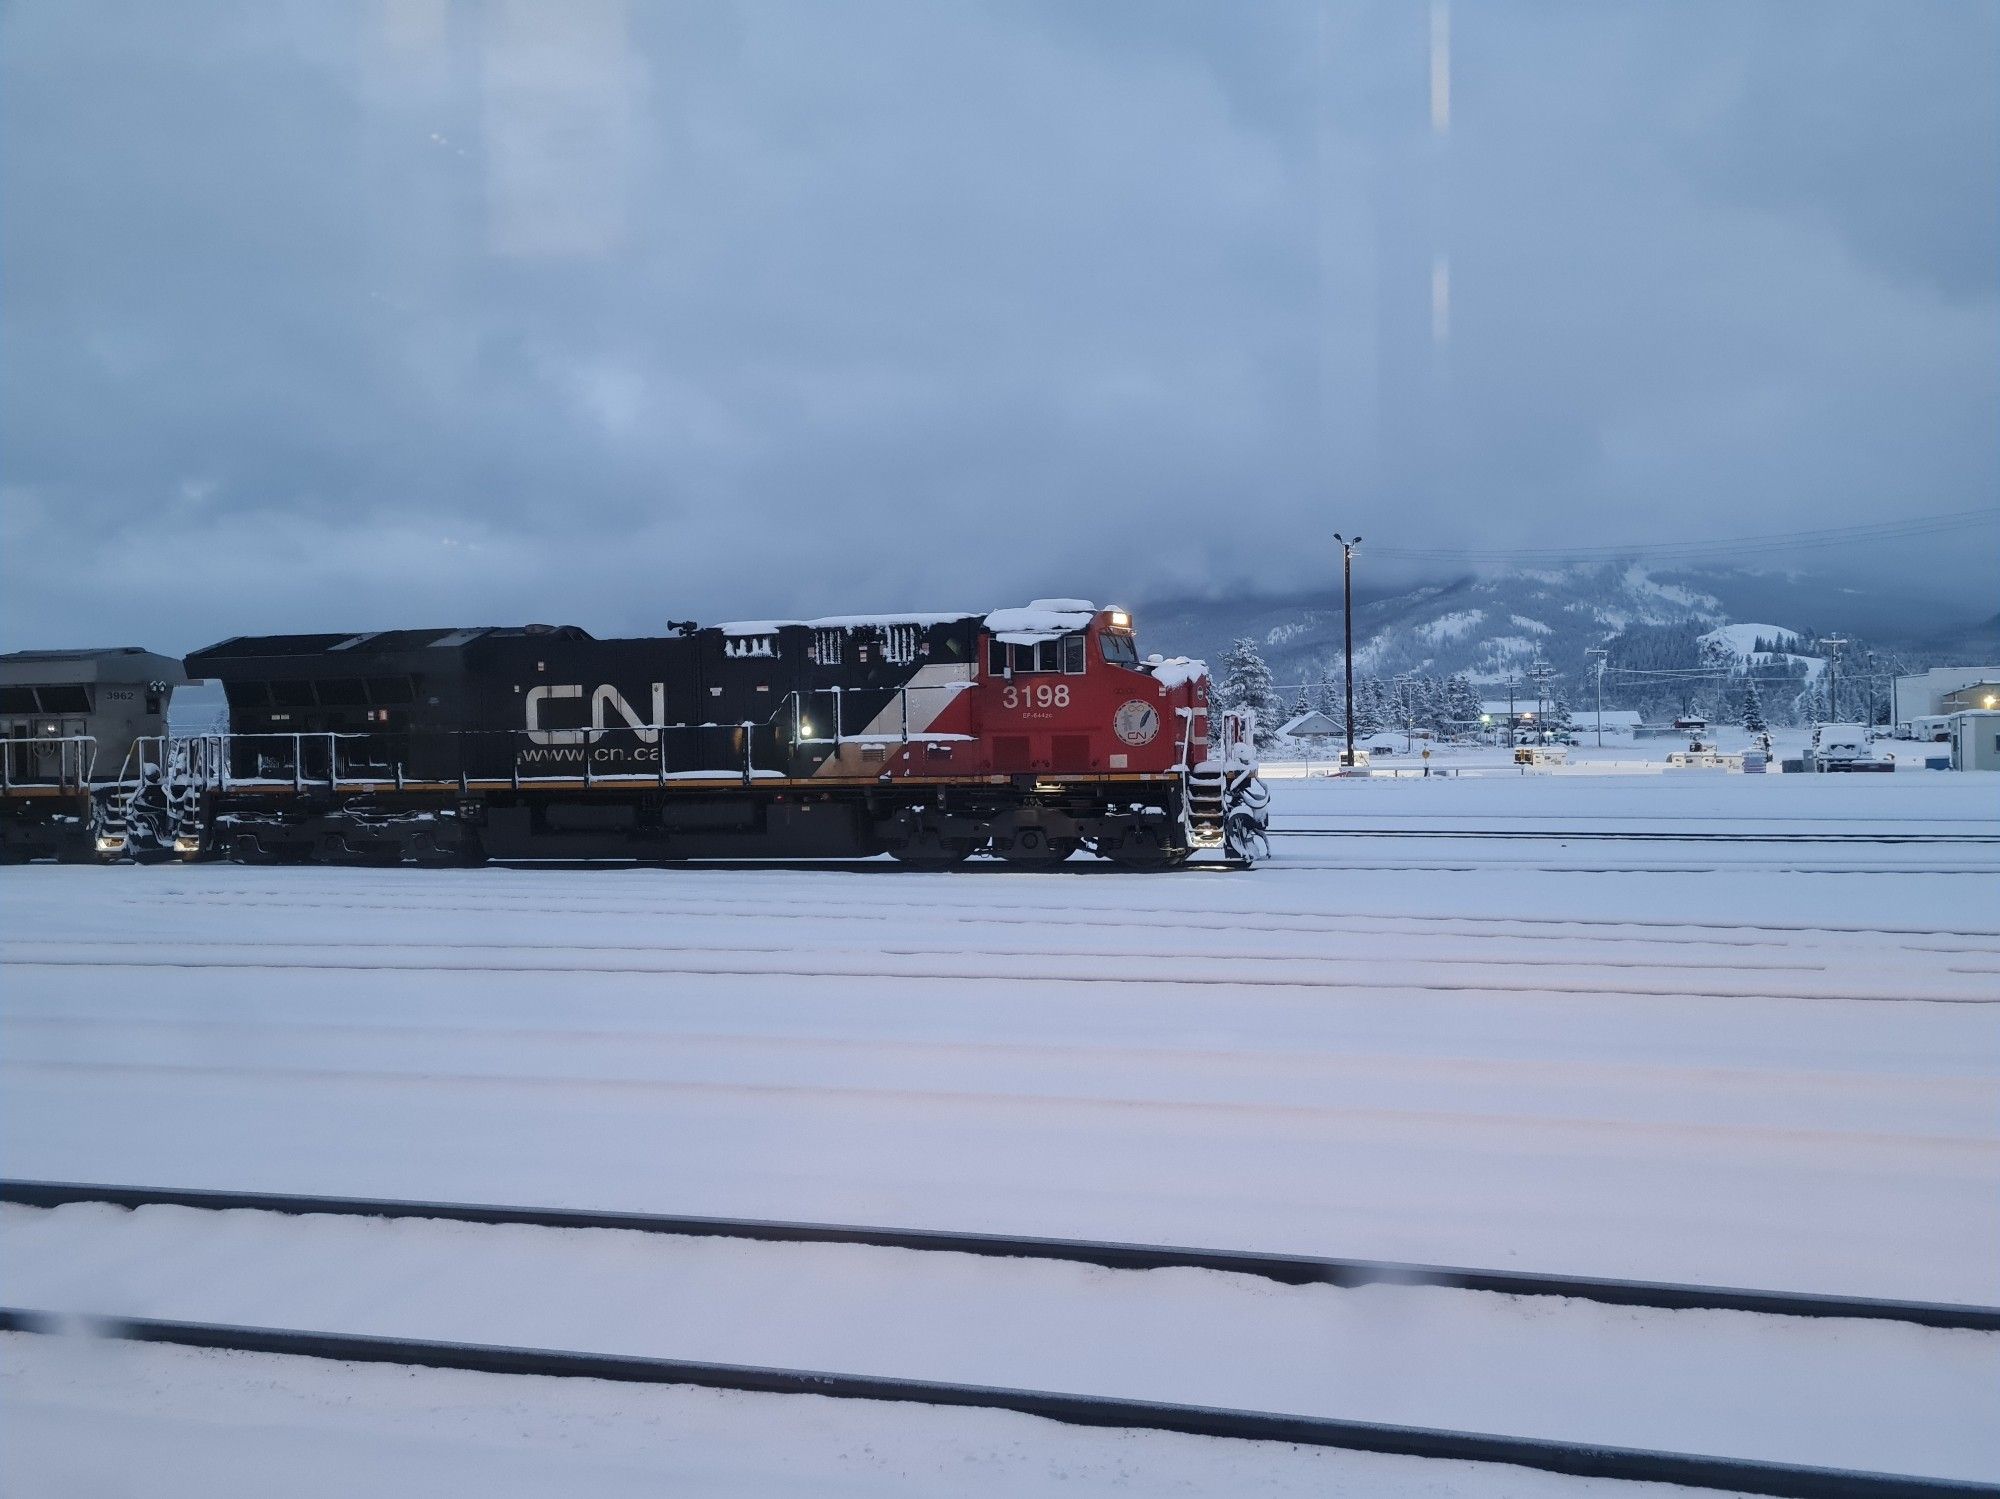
[4,602,1266,866]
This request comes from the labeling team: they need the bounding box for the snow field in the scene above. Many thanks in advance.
[1,770,1995,1488]
[2,1202,1995,1480]
[0,1334,1722,1499]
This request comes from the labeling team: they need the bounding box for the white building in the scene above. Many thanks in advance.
[1479,700,1539,733]
[1948,710,2000,772]
[1580,709,1643,736]
[1891,667,2000,731]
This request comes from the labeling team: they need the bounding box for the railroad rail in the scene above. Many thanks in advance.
[0,1309,1988,1497]
[7,1180,1994,1330]
[1272,828,2000,845]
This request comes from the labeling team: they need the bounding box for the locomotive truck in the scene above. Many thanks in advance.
[2,601,1267,867]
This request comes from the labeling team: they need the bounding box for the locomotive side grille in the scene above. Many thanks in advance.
[1051,734,1092,770]
[881,624,920,665]
[992,735,1031,772]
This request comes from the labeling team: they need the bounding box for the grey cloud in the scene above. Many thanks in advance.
[2,0,1993,652]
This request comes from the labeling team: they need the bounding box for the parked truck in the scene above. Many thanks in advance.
[1809,723,1890,773]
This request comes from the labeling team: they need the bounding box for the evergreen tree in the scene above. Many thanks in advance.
[1740,677,1768,735]
[1365,675,1393,736]
[1350,675,1382,736]
[1415,675,1446,737]
[1315,670,1344,722]
[1216,638,1284,750]
[1548,694,1575,735]
[1445,675,1483,739]
[1291,683,1312,722]
[1796,676,1829,726]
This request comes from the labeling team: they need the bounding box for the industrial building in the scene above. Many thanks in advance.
[1948,710,2000,772]
[1891,667,2000,734]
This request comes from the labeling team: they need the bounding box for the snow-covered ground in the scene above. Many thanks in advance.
[2,771,1996,1491]
[1268,724,1969,777]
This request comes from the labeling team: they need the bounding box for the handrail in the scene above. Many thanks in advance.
[0,734,99,793]
[84,680,980,796]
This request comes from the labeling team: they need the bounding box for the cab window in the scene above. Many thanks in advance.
[1099,632,1139,666]
[1062,634,1086,674]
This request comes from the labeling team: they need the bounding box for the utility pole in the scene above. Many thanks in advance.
[1824,637,1847,722]
[1586,648,1607,747]
[1506,676,1517,747]
[1332,533,1362,768]
[1529,660,1554,743]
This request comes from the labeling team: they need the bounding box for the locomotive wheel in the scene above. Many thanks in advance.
[878,812,978,867]
[884,826,976,866]
[1095,814,1185,869]
[993,825,1077,864]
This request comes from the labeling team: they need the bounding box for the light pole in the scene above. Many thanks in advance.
[1586,648,1607,747]
[1332,533,1362,768]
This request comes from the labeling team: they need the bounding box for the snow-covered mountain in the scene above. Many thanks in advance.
[1139,563,1972,695]
[1696,624,1824,683]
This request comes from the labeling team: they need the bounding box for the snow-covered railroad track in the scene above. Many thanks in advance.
[7,946,1991,1002]
[1273,855,2000,875]
[96,879,2000,943]
[3,1313,1989,1499]
[8,1181,1993,1327]
[0,931,1840,973]
[4,1193,1996,1489]
[1272,835,2000,847]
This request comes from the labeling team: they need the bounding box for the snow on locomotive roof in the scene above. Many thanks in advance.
[716,612,980,635]
[984,600,1098,643]
[1146,656,1207,690]
[719,604,1099,640]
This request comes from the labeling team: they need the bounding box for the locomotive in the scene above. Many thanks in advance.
[1,602,1267,866]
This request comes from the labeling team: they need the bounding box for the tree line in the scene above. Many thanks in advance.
[1211,638,1532,748]
[1211,624,1908,749]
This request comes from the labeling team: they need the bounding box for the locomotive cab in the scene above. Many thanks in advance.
[972,601,1205,778]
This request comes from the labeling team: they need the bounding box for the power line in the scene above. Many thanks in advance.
[1362,508,1998,564]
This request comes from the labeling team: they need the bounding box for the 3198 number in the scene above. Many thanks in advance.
[1002,683,1070,709]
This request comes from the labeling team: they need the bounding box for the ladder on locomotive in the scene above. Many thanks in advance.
[103,734,225,857]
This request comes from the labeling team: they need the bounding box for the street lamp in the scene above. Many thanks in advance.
[1332,533,1362,769]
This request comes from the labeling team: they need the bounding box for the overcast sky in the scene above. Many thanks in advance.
[3,0,1995,649]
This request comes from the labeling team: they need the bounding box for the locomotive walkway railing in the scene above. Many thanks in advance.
[0,734,99,794]
[106,680,980,799]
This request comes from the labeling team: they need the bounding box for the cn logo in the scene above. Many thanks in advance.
[526,683,667,745]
